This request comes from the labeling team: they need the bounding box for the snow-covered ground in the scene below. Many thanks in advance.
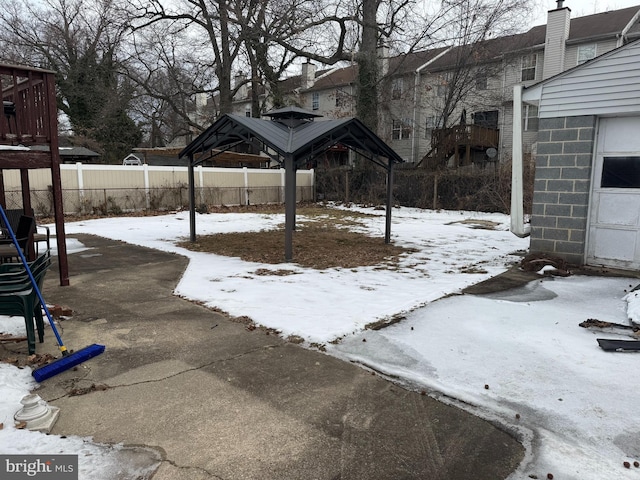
[1,205,639,479]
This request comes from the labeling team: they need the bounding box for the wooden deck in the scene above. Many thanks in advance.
[422,124,499,170]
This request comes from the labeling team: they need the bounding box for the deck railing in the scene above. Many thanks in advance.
[0,64,56,146]
[431,124,499,152]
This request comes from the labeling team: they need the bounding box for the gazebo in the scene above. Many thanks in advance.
[179,107,404,261]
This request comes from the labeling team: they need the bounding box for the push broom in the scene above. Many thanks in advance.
[0,205,104,382]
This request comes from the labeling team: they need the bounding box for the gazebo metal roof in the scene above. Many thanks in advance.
[180,107,404,261]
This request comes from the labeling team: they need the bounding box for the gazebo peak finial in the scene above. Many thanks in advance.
[264,106,322,128]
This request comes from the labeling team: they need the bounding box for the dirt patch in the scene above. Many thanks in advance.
[44,203,411,270]
[253,268,299,276]
[178,206,414,270]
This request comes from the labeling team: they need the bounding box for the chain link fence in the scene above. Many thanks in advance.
[4,185,315,217]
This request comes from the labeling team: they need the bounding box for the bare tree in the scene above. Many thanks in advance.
[231,0,299,114]
[128,0,244,117]
[0,0,141,161]
[125,20,219,143]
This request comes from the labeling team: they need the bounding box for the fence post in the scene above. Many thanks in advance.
[345,169,350,203]
[76,162,84,214]
[243,167,249,205]
[433,174,438,210]
[143,163,150,210]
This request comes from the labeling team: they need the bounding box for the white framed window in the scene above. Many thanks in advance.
[524,104,539,132]
[577,44,597,65]
[245,108,251,117]
[312,92,319,110]
[521,54,537,81]
[392,118,412,140]
[391,78,403,99]
[436,84,447,97]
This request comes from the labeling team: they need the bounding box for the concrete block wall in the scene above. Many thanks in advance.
[529,115,597,265]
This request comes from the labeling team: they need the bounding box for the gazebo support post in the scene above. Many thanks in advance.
[385,159,394,244]
[188,155,196,242]
[284,154,296,262]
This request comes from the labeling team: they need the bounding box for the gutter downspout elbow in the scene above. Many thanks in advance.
[411,46,453,163]
[511,84,531,238]
[411,70,420,163]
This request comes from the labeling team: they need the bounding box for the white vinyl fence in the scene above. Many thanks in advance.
[2,163,315,216]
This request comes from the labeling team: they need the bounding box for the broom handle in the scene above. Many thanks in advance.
[0,205,67,354]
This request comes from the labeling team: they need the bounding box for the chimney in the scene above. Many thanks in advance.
[301,62,316,90]
[542,2,571,79]
[234,72,247,100]
[377,43,389,77]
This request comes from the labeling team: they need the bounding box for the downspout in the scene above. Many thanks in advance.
[511,84,530,238]
[500,56,507,163]
[411,47,453,162]
[411,70,421,162]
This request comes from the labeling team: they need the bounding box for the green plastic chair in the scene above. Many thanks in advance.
[0,251,51,354]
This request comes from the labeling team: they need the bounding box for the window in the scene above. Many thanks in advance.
[245,109,251,117]
[475,73,487,90]
[521,54,537,81]
[577,44,597,65]
[523,104,539,132]
[392,120,401,140]
[473,110,499,129]
[392,78,403,99]
[392,118,412,140]
[335,88,346,107]
[436,84,447,97]
[601,157,640,188]
[312,92,319,110]
[425,115,437,138]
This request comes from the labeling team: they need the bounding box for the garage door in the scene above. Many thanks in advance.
[587,116,640,269]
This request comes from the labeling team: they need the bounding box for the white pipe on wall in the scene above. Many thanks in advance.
[511,84,531,238]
